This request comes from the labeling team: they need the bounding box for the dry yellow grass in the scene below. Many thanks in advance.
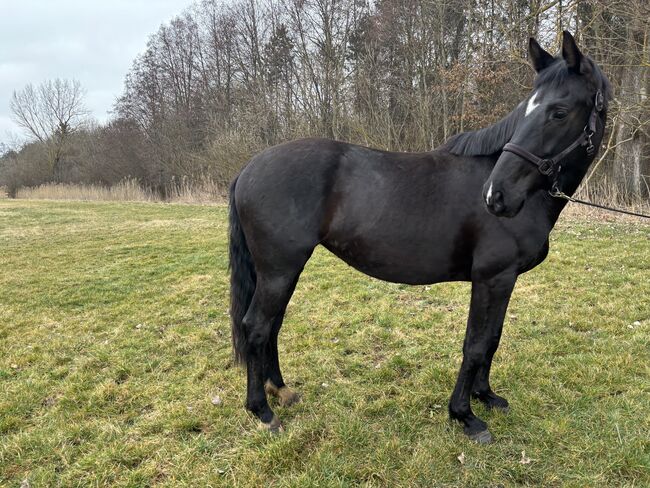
[13,177,226,204]
[15,179,155,202]
[165,175,225,204]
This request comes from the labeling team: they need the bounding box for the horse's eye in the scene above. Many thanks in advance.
[552,110,568,120]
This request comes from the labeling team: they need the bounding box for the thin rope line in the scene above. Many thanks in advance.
[549,190,650,219]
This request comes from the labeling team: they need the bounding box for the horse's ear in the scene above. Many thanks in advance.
[562,31,583,72]
[528,38,554,72]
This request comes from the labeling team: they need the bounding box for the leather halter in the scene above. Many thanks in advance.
[501,89,604,182]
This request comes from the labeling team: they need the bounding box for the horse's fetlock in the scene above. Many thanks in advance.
[448,401,471,421]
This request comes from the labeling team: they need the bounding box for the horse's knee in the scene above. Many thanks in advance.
[463,347,488,368]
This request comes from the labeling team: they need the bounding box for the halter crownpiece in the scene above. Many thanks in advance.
[501,89,604,181]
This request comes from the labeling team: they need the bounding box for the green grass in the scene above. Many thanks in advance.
[0,200,648,487]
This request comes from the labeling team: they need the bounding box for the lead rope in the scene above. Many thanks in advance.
[549,187,650,219]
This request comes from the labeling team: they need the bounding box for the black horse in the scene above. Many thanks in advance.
[229,32,611,443]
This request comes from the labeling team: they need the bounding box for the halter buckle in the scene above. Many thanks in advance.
[538,159,555,176]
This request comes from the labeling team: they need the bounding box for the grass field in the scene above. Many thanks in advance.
[1,200,648,487]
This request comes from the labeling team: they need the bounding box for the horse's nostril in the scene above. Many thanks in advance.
[490,190,506,215]
[484,186,507,215]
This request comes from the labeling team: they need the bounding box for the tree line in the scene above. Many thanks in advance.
[1,0,648,201]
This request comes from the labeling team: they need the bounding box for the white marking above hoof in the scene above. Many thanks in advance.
[278,387,301,407]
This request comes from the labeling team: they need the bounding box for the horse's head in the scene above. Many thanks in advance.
[484,31,611,217]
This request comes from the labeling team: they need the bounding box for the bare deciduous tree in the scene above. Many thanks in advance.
[10,79,89,180]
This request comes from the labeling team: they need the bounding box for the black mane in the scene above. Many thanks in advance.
[441,103,524,157]
[442,57,611,157]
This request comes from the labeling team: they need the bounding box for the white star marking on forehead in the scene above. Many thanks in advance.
[525,91,540,117]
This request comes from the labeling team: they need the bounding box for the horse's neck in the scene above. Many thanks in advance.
[558,165,591,197]
[546,197,570,228]
[537,144,603,226]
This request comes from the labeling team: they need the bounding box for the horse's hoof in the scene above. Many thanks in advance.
[467,429,493,444]
[278,388,301,407]
[259,414,284,433]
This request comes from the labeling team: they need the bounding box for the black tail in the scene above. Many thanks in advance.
[229,175,256,365]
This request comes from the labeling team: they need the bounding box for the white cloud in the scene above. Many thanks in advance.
[1,0,194,144]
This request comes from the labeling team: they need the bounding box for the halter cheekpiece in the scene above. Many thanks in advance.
[501,89,604,183]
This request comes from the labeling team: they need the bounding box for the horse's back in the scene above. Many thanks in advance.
[234,137,401,228]
[233,137,442,240]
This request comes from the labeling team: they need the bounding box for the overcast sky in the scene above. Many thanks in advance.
[0,0,195,146]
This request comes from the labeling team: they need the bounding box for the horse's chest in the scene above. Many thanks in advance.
[519,239,550,273]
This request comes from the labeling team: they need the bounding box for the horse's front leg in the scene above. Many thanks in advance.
[471,358,510,411]
[449,271,516,443]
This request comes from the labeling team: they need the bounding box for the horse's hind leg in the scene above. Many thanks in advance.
[243,272,302,431]
[264,276,301,407]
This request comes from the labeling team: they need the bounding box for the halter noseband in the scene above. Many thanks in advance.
[501,89,604,183]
